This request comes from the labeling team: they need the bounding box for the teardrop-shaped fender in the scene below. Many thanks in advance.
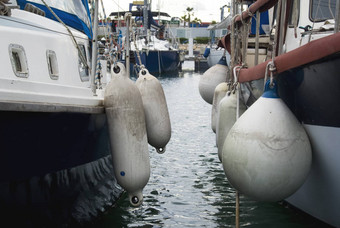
[198,64,228,104]
[211,82,229,133]
[216,90,246,162]
[222,80,312,202]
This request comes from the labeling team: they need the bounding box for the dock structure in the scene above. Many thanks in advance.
[194,57,210,73]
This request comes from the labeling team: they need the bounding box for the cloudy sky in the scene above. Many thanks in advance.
[102,0,231,23]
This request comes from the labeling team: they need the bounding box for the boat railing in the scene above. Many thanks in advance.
[237,32,340,83]
[165,24,179,49]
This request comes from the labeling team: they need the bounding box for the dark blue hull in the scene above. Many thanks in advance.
[0,111,123,226]
[277,52,340,128]
[277,52,340,227]
[134,50,180,75]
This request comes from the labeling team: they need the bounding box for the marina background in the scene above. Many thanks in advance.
[102,0,229,23]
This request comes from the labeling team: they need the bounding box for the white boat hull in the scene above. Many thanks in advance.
[286,124,340,227]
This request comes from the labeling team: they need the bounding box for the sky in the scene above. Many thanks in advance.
[101,0,231,23]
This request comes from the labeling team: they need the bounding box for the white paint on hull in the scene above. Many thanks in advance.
[286,124,340,227]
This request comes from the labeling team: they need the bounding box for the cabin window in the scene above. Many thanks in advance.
[78,43,89,82]
[46,50,59,80]
[310,0,337,22]
[9,44,29,78]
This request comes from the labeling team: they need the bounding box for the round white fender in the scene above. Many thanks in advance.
[222,80,312,202]
[135,69,171,153]
[104,62,150,206]
[211,82,229,133]
[216,89,246,162]
[198,58,228,104]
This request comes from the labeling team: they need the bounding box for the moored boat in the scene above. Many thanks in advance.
[110,0,183,75]
[206,0,340,227]
[0,0,144,225]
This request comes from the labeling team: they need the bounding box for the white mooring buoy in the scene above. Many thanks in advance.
[136,68,171,153]
[216,89,246,162]
[104,62,150,206]
[222,80,312,202]
[198,57,229,104]
[211,82,229,133]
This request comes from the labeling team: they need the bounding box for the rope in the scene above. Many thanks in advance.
[0,1,10,16]
[230,3,251,228]
[230,14,239,84]
[239,6,252,68]
[264,60,276,87]
[241,22,249,67]
[132,27,143,67]
[246,7,254,18]
[233,65,242,120]
[131,19,146,74]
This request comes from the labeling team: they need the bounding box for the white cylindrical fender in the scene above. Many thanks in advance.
[216,90,246,162]
[104,62,150,207]
[198,61,228,104]
[222,80,312,202]
[211,82,229,133]
[135,69,171,153]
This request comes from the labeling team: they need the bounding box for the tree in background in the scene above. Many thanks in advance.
[181,7,203,27]
[181,15,188,27]
[186,7,194,27]
[192,17,202,26]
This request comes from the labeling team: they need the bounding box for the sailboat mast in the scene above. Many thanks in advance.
[158,0,160,22]
[143,0,149,36]
[90,0,99,95]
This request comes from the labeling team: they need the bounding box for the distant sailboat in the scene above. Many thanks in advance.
[110,0,183,75]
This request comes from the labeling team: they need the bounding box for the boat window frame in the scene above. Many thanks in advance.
[77,42,89,82]
[8,44,29,78]
[46,50,59,80]
[309,0,337,22]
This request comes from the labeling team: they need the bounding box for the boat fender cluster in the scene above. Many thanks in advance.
[216,89,246,162]
[104,62,150,206]
[136,69,171,153]
[198,58,229,104]
[211,82,229,133]
[222,80,312,202]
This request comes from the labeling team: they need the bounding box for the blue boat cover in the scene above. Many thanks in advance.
[250,10,269,35]
[17,0,92,39]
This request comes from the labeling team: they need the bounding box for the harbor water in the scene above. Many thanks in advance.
[93,62,330,228]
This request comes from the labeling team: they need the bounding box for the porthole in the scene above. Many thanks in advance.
[9,44,29,78]
[78,43,89,82]
[46,50,59,80]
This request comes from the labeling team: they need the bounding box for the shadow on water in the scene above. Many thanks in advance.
[92,69,333,228]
